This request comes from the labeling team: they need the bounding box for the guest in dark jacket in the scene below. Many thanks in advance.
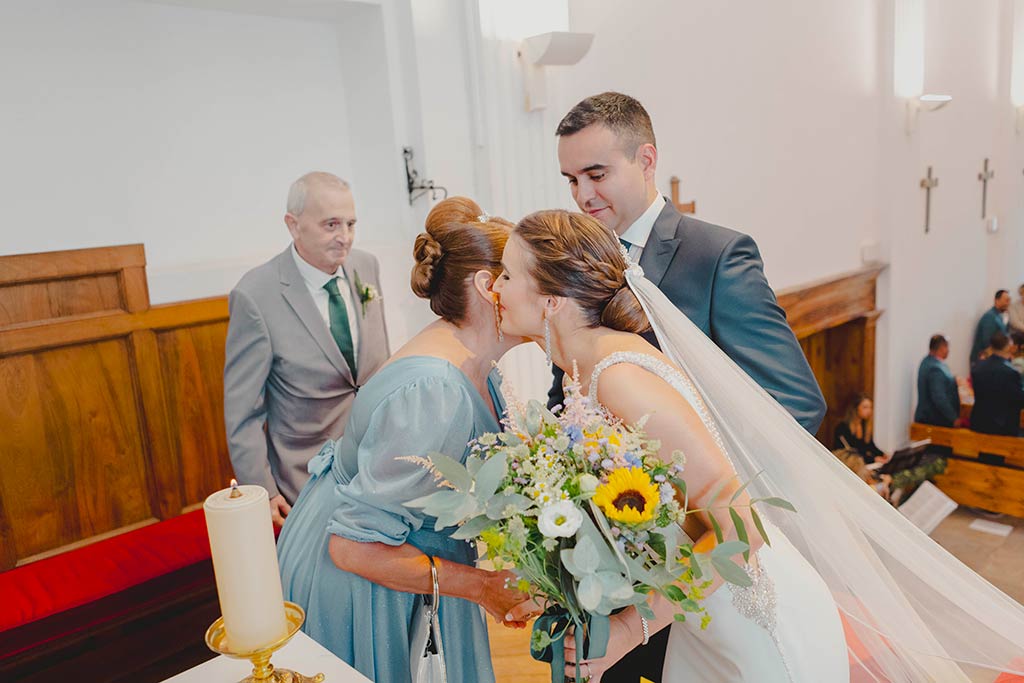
[914,334,961,427]
[970,332,1024,436]
[834,394,888,464]
[970,290,1011,365]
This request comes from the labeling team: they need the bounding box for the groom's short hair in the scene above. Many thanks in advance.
[556,92,656,156]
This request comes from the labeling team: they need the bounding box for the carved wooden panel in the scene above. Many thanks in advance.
[780,266,885,447]
[156,321,233,507]
[777,266,884,340]
[0,243,230,570]
[910,423,1024,468]
[0,245,147,326]
[0,339,152,562]
[932,459,1024,518]
[0,274,124,326]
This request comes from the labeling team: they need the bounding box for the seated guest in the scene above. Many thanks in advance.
[834,394,888,464]
[1012,332,1024,374]
[1010,284,1024,335]
[970,290,1011,365]
[914,334,961,427]
[970,332,1024,436]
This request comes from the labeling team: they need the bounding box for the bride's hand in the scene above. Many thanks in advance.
[564,610,642,682]
[477,569,532,627]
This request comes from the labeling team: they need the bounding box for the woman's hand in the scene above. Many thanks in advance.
[477,569,537,627]
[563,609,642,682]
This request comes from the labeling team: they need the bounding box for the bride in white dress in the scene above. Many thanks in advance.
[493,209,1024,682]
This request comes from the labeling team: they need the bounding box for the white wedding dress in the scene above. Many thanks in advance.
[610,259,1024,682]
[590,352,849,683]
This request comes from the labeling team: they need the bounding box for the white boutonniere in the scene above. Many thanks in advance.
[354,271,379,317]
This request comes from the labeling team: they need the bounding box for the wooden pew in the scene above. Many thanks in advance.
[909,423,1024,517]
[0,244,231,680]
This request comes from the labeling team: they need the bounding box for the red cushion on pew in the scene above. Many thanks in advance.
[0,510,211,633]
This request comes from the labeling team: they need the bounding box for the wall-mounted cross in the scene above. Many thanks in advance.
[920,166,938,234]
[978,158,994,219]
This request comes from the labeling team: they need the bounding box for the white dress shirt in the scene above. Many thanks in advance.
[618,195,666,261]
[291,244,359,359]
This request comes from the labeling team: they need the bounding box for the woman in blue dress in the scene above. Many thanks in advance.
[277,197,534,683]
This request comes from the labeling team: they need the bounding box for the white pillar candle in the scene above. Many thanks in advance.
[204,482,288,652]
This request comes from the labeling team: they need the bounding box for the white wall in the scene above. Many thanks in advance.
[875,0,1020,449]
[0,0,436,348]
[0,0,354,301]
[555,0,884,290]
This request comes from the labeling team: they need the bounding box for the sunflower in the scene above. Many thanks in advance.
[593,468,660,525]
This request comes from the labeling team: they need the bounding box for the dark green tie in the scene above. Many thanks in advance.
[323,278,356,376]
[619,237,632,250]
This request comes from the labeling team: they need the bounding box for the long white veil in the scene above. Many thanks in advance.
[625,265,1024,682]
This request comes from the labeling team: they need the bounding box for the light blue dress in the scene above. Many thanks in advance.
[277,356,504,683]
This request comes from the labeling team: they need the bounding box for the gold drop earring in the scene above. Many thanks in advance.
[492,291,504,342]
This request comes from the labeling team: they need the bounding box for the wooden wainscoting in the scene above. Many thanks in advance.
[0,245,230,570]
[777,266,885,445]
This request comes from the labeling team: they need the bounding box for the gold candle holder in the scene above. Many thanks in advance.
[205,601,325,683]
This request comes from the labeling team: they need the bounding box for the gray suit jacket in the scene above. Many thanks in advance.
[224,246,390,503]
[549,201,826,433]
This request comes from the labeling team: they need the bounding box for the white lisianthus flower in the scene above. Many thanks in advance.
[579,474,599,495]
[537,500,583,538]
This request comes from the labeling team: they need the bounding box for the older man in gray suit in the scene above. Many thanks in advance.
[551,93,825,682]
[224,172,389,525]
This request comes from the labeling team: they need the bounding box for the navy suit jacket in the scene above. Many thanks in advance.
[914,355,959,427]
[971,307,1008,365]
[970,355,1024,436]
[548,201,826,433]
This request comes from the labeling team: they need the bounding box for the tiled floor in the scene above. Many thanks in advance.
[488,507,1024,683]
[929,507,1024,605]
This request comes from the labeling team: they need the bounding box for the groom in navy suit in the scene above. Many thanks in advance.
[550,92,826,682]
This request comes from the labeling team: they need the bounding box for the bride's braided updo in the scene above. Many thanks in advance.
[512,210,650,333]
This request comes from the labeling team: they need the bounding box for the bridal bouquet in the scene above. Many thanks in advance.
[407,372,784,682]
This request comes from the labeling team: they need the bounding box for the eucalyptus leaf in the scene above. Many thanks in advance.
[596,570,634,602]
[474,452,508,501]
[587,501,630,571]
[466,454,484,478]
[427,452,472,492]
[689,553,705,580]
[485,492,533,520]
[677,597,701,613]
[406,490,447,510]
[577,574,602,612]
[560,547,583,578]
[524,401,543,436]
[408,489,464,516]
[636,601,656,620]
[664,585,686,603]
[660,522,682,565]
[751,507,772,546]
[708,511,724,544]
[712,555,753,588]
[572,535,601,575]
[759,497,797,513]
[450,514,494,540]
[434,495,480,529]
[709,540,748,560]
[729,476,756,504]
[729,507,750,563]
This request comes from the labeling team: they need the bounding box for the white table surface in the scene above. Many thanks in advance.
[163,630,371,682]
